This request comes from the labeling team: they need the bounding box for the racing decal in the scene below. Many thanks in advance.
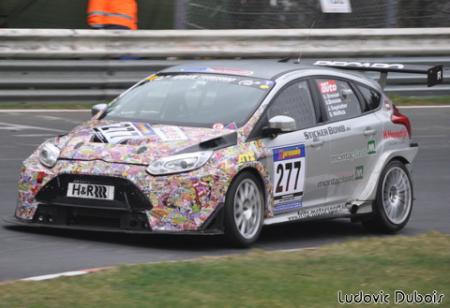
[173,74,237,83]
[317,166,364,188]
[133,122,156,136]
[317,79,350,119]
[272,145,306,214]
[314,60,405,70]
[318,79,337,94]
[331,149,367,163]
[383,129,408,139]
[264,203,349,225]
[330,140,376,163]
[153,126,188,141]
[367,140,376,155]
[146,74,273,91]
[146,74,158,81]
[238,79,274,89]
[292,203,348,220]
[355,165,364,180]
[238,151,256,164]
[212,123,225,130]
[303,125,350,140]
[225,122,238,130]
[93,122,155,144]
[180,66,254,76]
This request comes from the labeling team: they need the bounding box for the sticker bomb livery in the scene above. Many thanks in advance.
[15,119,273,231]
[10,59,429,246]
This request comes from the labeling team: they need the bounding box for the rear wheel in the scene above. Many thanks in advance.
[224,172,264,247]
[363,160,413,233]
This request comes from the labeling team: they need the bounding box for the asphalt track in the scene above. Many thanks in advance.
[0,108,449,281]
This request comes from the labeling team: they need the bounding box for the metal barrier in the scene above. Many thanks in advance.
[0,29,449,103]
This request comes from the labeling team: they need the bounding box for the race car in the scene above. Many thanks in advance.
[8,59,443,247]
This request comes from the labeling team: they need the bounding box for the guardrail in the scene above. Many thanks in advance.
[0,28,449,103]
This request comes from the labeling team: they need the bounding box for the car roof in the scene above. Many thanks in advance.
[160,59,381,90]
[161,59,318,79]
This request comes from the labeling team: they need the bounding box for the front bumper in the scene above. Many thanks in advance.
[3,213,224,235]
[15,158,230,233]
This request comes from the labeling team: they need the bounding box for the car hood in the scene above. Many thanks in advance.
[58,120,236,165]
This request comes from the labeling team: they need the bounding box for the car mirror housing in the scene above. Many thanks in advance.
[263,115,296,136]
[91,103,108,117]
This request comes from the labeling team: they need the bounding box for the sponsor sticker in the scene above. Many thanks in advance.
[314,60,405,70]
[273,199,302,214]
[212,123,225,130]
[273,145,305,162]
[304,125,349,140]
[367,140,376,154]
[384,130,408,139]
[238,151,256,164]
[318,80,337,94]
[288,203,348,221]
[93,122,154,144]
[180,66,254,76]
[146,74,158,81]
[355,165,364,180]
[133,122,155,136]
[317,165,364,187]
[153,126,188,141]
[225,122,238,130]
[331,140,376,163]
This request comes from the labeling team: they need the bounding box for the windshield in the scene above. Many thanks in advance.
[105,73,274,128]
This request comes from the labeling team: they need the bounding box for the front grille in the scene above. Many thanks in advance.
[36,174,152,211]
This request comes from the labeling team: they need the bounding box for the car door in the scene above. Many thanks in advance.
[253,79,331,220]
[312,77,383,205]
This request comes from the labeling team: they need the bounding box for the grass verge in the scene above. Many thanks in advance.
[0,232,449,307]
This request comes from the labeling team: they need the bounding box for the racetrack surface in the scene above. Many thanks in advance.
[0,109,449,281]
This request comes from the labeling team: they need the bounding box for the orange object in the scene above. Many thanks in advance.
[87,0,138,30]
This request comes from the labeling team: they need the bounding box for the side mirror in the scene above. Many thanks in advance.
[262,115,296,136]
[91,103,108,117]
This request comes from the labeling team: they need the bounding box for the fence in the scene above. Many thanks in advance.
[1,28,449,103]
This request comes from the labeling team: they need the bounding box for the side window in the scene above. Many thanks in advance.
[357,85,381,111]
[266,80,316,130]
[315,79,361,121]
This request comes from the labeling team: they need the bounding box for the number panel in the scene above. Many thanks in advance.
[272,145,306,214]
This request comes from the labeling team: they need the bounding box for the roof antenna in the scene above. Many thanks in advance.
[295,17,318,64]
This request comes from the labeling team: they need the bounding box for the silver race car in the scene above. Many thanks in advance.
[9,60,443,246]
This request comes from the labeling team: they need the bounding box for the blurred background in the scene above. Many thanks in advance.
[1,0,449,104]
[1,0,450,29]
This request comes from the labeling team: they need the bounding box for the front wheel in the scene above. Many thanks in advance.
[224,172,264,247]
[362,160,413,233]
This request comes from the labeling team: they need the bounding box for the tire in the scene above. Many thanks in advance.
[224,171,265,248]
[362,160,414,233]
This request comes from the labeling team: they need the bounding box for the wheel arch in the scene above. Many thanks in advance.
[233,165,269,211]
[357,147,418,201]
[387,155,410,166]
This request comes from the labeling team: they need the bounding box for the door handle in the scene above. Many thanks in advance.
[310,139,324,147]
[363,128,376,136]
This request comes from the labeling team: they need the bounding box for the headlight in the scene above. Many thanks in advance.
[147,151,213,175]
[39,143,60,168]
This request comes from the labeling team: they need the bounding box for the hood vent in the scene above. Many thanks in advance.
[93,122,149,144]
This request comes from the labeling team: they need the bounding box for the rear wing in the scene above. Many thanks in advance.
[313,60,444,89]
